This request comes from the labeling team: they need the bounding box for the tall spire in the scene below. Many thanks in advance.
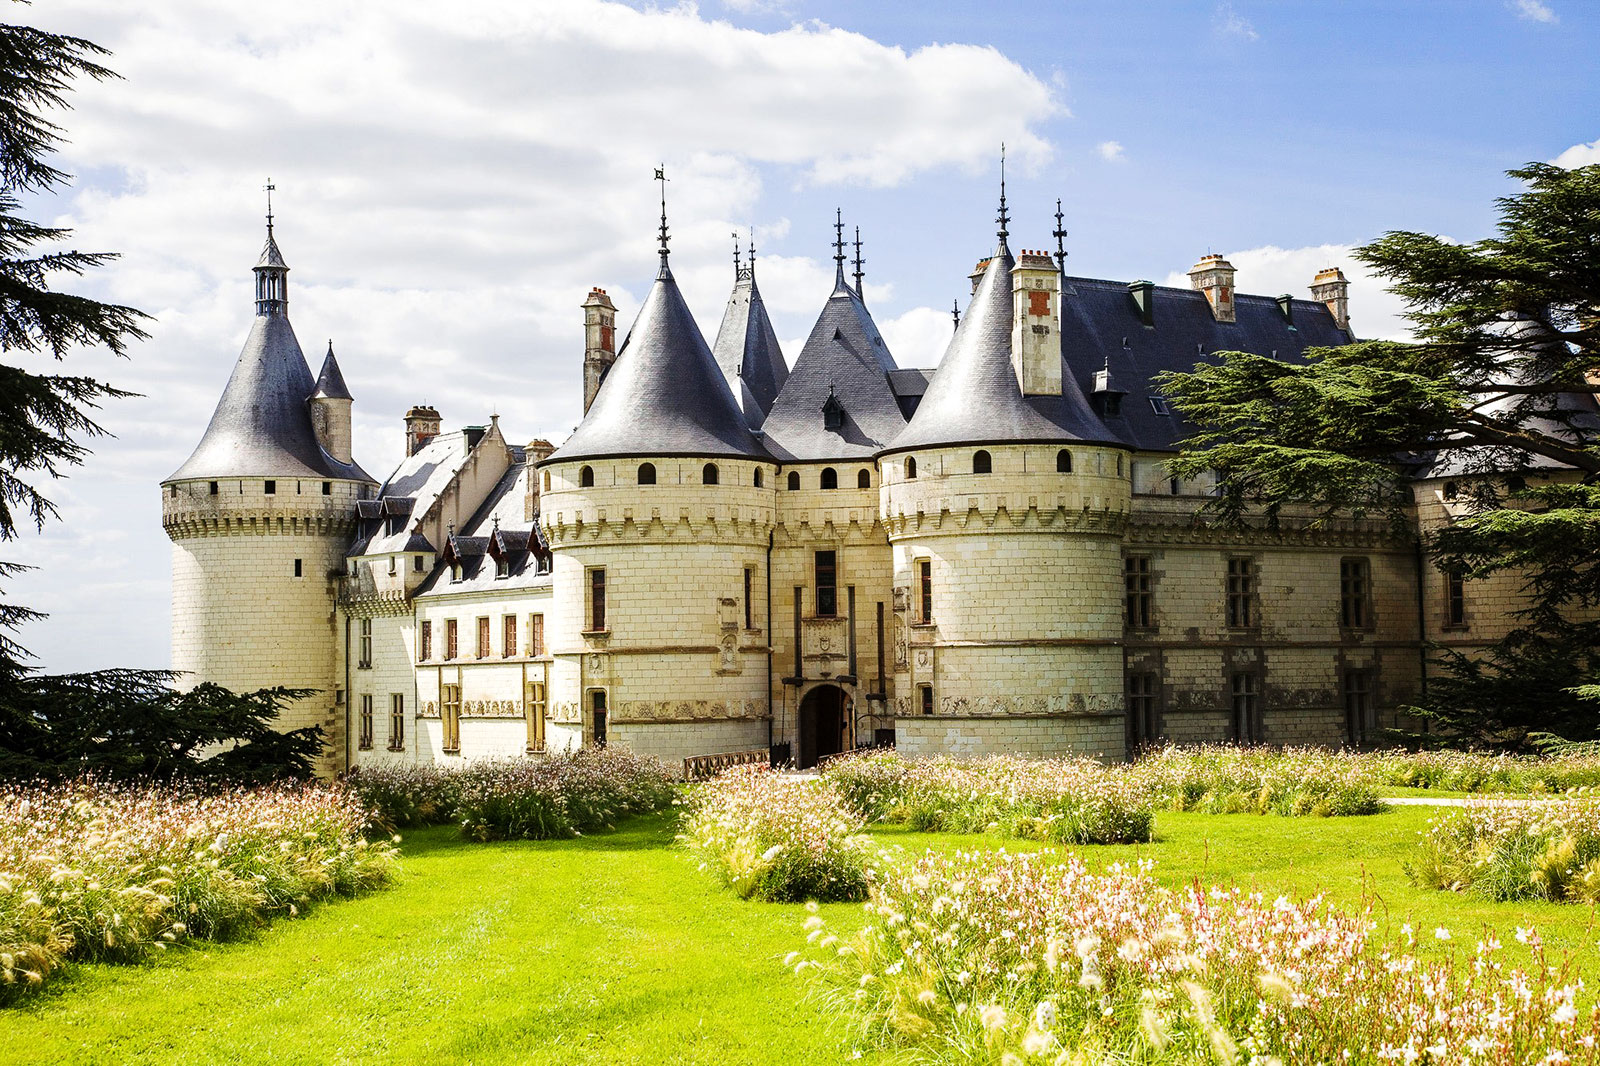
[747,231,756,281]
[654,164,671,275]
[851,225,865,301]
[832,207,846,288]
[1052,197,1068,276]
[254,179,289,317]
[996,144,1010,248]
[731,231,741,278]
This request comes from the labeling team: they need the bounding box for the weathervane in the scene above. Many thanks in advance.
[732,231,741,276]
[264,177,275,233]
[851,225,865,300]
[654,165,670,267]
[996,144,1009,244]
[1053,197,1068,276]
[832,208,845,268]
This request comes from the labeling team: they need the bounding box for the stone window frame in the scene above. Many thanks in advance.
[814,550,839,618]
[1229,670,1263,745]
[419,620,432,662]
[502,614,518,659]
[357,617,373,669]
[445,618,459,660]
[820,467,839,490]
[918,683,934,716]
[1339,557,1375,631]
[1124,554,1155,631]
[1442,570,1468,630]
[1225,556,1259,630]
[529,612,546,656]
[357,694,374,751]
[1126,671,1162,749]
[1342,668,1374,747]
[388,693,405,752]
[525,681,546,753]
[585,567,609,633]
[914,558,934,626]
[743,567,756,631]
[441,684,462,753]
[857,468,871,489]
[476,616,492,659]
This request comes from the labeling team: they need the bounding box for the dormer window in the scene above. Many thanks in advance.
[496,557,510,579]
[822,393,844,432]
[451,563,462,582]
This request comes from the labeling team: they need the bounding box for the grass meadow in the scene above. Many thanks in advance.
[6,803,1599,1065]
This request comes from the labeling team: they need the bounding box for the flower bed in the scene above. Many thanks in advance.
[823,752,1154,844]
[1374,749,1600,794]
[1128,745,1385,816]
[1409,797,1600,902]
[0,778,397,1002]
[797,847,1600,1064]
[347,748,678,840]
[679,765,872,903]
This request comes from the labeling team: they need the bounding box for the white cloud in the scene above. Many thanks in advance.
[1553,139,1600,168]
[1510,0,1558,23]
[1161,243,1412,342]
[879,305,958,370]
[10,0,1065,672]
[1212,3,1259,41]
[1096,140,1126,163]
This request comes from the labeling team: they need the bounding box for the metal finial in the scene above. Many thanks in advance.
[748,231,756,278]
[952,298,961,329]
[264,178,276,233]
[851,225,865,300]
[832,208,846,286]
[732,232,741,276]
[996,145,1009,245]
[1052,197,1068,276]
[654,165,670,268]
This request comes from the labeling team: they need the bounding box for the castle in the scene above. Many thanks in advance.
[160,182,1558,774]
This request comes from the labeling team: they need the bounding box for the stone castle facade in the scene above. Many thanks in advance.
[161,192,1555,774]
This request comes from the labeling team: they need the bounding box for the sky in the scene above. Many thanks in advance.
[9,0,1600,674]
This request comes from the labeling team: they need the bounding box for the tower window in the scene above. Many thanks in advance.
[1169,477,1181,495]
[293,558,303,578]
[857,469,871,489]
[814,550,837,617]
[580,466,595,488]
[264,480,276,495]
[972,450,991,474]
[905,456,917,479]
[543,471,551,492]
[744,567,754,630]
[753,468,763,488]
[1056,450,1071,473]
[919,684,934,716]
[787,471,800,491]
[414,555,424,572]
[918,559,932,623]
[821,467,838,490]
[209,481,219,495]
[1116,455,1125,476]
[702,463,718,485]
[638,462,656,485]
[322,481,332,495]
[588,568,607,632]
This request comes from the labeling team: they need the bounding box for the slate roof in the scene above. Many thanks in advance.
[1057,277,1353,453]
[166,309,374,483]
[887,242,1116,455]
[311,341,353,401]
[711,268,789,426]
[349,431,475,556]
[546,264,770,463]
[760,267,911,461]
[417,458,553,598]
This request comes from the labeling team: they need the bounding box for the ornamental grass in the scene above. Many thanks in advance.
[824,752,1155,844]
[347,748,678,840]
[1373,749,1600,795]
[1409,797,1600,903]
[0,778,397,1002]
[1128,745,1385,817]
[678,765,873,903]
[796,847,1600,1065]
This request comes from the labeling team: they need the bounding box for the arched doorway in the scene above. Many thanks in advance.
[798,684,848,769]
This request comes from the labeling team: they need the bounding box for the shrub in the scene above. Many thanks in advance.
[1128,745,1385,816]
[1409,797,1600,902]
[679,766,872,903]
[347,748,678,840]
[796,847,1600,1064]
[0,778,397,1002]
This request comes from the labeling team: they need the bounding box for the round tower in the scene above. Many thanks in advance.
[878,197,1131,760]
[162,213,376,773]
[538,183,777,764]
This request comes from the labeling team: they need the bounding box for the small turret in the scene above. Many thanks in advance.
[1189,254,1236,323]
[310,340,354,464]
[405,405,441,457]
[1310,266,1351,332]
[582,288,617,414]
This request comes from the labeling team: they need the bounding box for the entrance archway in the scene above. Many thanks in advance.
[798,684,848,769]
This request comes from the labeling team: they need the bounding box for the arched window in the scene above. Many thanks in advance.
[580,466,594,488]
[857,469,871,489]
[821,467,838,490]
[787,471,800,491]
[1056,449,1072,473]
[973,450,992,474]
[906,456,917,479]
[542,471,551,491]
[638,462,656,485]
[753,468,763,488]
[702,463,719,485]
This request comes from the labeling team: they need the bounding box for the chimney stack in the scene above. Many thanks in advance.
[582,287,618,414]
[1011,250,1062,396]
[524,438,555,520]
[404,405,441,457]
[1187,254,1236,323]
[1310,266,1351,332]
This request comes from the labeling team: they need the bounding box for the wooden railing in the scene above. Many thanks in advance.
[683,748,768,781]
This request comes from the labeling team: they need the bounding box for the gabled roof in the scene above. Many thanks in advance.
[546,265,769,463]
[417,459,552,598]
[166,311,373,483]
[353,431,473,555]
[712,269,788,426]
[1058,278,1352,452]
[311,341,353,401]
[887,243,1116,455]
[760,269,909,461]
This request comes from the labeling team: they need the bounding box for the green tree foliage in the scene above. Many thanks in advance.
[1160,164,1600,748]
[0,669,324,782]
[0,15,149,680]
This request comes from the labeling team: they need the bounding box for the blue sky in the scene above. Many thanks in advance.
[10,0,1599,673]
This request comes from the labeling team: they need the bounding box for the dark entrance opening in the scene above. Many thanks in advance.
[591,689,608,748]
[798,684,848,769]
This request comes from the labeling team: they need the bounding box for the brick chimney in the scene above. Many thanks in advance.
[524,438,555,520]
[582,287,617,414]
[404,405,441,457]
[1011,250,1062,395]
[1188,254,1236,323]
[1310,266,1351,332]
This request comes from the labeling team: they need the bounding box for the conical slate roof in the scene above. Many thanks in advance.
[761,266,909,460]
[712,268,788,426]
[256,230,288,270]
[547,266,769,462]
[312,341,353,400]
[887,241,1117,454]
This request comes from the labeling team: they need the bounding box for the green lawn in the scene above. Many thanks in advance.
[6,807,1599,1065]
